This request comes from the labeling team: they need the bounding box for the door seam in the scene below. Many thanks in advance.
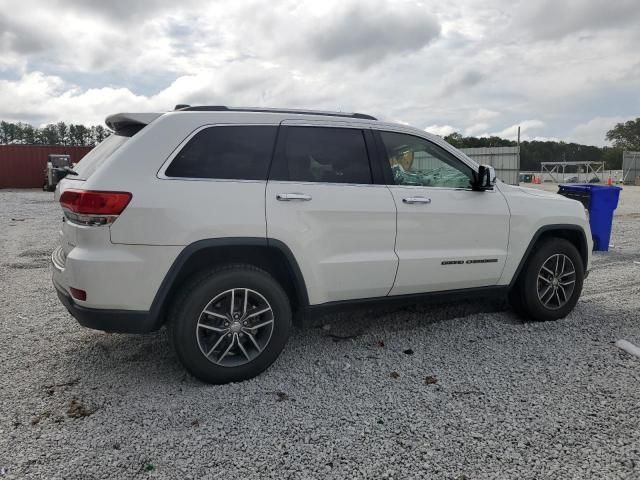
[495,184,512,285]
[385,184,401,297]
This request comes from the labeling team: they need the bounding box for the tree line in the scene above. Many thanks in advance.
[443,133,623,171]
[443,118,640,171]
[0,121,110,147]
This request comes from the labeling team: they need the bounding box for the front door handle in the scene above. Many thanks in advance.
[402,196,431,204]
[276,193,312,202]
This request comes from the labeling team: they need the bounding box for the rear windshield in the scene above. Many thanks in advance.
[73,134,129,180]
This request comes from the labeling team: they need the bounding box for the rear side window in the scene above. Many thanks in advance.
[165,126,278,180]
[278,127,372,184]
[73,134,128,180]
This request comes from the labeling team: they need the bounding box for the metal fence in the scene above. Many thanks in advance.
[622,151,640,185]
[460,146,520,185]
[540,161,604,184]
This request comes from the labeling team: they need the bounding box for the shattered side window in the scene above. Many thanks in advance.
[380,132,472,188]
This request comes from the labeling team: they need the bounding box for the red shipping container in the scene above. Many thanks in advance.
[0,145,93,189]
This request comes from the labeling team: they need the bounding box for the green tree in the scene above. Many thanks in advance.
[434,131,618,172]
[606,118,640,151]
[68,124,80,145]
[74,124,90,145]
[0,121,19,143]
[443,132,463,148]
[0,120,108,146]
[56,122,69,145]
[19,123,37,144]
[0,121,9,143]
[601,147,623,170]
[93,125,109,143]
[38,124,59,144]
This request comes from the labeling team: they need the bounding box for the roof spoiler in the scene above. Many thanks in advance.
[105,113,162,135]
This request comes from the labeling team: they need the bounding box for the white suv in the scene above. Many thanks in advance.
[52,106,592,384]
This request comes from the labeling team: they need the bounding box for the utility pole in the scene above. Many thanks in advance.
[517,126,521,183]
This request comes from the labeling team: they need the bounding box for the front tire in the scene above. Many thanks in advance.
[509,238,584,322]
[168,265,292,384]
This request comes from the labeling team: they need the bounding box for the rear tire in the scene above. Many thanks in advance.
[509,238,584,322]
[168,265,292,384]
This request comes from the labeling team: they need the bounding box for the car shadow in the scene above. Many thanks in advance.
[59,328,189,388]
[57,292,633,390]
[57,297,511,385]
[307,297,512,334]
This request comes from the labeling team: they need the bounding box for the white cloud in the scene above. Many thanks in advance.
[425,124,458,137]
[470,109,500,123]
[464,123,490,136]
[511,0,640,41]
[568,116,629,146]
[440,68,486,96]
[492,120,545,141]
[305,2,440,67]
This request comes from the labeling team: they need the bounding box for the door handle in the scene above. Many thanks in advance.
[276,193,312,202]
[402,196,431,204]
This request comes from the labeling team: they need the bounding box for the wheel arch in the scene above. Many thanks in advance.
[509,224,589,288]
[147,238,309,329]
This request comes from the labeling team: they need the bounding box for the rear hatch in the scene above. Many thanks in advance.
[54,113,161,263]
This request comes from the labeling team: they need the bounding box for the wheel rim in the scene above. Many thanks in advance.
[537,254,576,310]
[196,288,274,367]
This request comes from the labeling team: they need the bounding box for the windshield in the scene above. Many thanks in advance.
[73,134,129,180]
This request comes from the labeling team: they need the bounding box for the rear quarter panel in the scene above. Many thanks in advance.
[90,113,279,246]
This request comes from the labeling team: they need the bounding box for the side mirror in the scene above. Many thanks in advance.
[487,165,497,186]
[471,164,496,191]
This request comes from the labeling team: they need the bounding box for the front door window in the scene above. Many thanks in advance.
[379,131,472,189]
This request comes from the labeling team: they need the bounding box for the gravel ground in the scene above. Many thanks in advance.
[1,186,639,479]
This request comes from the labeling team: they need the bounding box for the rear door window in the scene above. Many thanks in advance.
[165,126,278,180]
[274,126,372,184]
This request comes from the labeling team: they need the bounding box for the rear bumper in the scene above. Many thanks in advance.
[54,283,158,333]
[51,241,181,311]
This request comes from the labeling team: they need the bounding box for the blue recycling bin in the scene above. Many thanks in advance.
[558,184,622,251]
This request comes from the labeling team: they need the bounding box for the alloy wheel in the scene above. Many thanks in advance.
[536,253,576,310]
[196,288,274,367]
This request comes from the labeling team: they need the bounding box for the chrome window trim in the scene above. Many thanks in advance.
[266,180,390,188]
[387,184,497,194]
[156,122,487,189]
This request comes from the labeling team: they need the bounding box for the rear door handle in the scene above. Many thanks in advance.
[276,193,312,202]
[402,196,431,204]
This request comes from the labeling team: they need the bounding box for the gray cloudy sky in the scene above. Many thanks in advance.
[0,0,638,145]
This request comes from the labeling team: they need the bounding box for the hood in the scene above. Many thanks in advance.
[497,182,577,203]
[514,185,568,199]
[518,186,559,198]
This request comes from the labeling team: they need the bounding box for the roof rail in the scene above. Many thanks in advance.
[173,105,377,121]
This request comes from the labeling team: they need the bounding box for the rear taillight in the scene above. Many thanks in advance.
[60,189,132,226]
